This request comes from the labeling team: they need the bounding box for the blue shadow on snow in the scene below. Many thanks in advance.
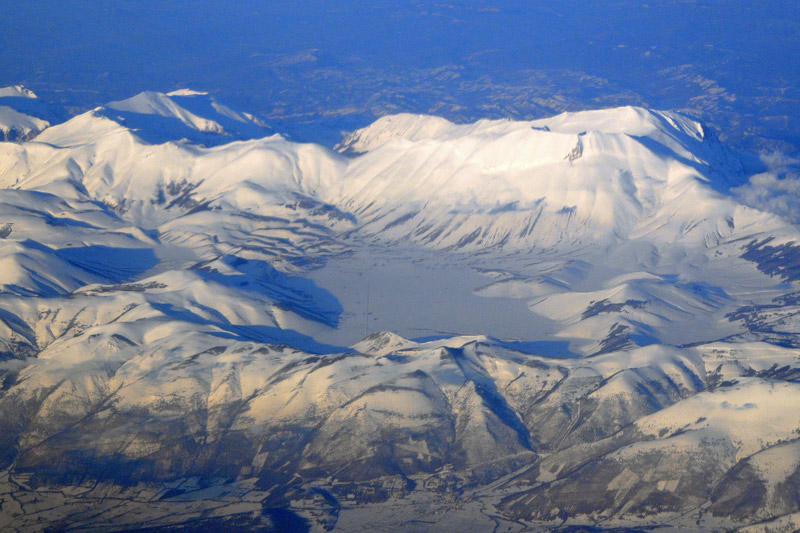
[193,255,343,328]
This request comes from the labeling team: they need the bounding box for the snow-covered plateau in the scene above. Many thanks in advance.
[1,87,800,531]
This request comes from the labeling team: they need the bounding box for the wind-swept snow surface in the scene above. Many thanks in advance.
[1,91,800,531]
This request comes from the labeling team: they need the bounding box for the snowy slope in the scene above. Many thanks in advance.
[1,99,786,250]
[0,85,50,141]
[0,109,346,227]
[0,86,37,99]
[330,107,759,250]
[103,89,274,145]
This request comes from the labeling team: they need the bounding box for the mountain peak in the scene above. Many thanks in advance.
[0,85,38,99]
[0,85,50,141]
[166,88,209,97]
[352,331,417,356]
[335,113,455,154]
[326,107,745,249]
[101,90,273,145]
[106,91,227,135]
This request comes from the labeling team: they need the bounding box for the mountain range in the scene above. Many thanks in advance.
[1,86,800,531]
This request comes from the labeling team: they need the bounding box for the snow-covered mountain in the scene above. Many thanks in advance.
[2,89,800,531]
[101,89,275,145]
[331,108,759,250]
[0,86,37,99]
[0,86,51,142]
[1,99,781,246]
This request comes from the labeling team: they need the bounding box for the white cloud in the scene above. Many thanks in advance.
[732,152,800,224]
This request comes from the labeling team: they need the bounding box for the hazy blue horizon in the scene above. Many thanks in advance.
[2,1,799,155]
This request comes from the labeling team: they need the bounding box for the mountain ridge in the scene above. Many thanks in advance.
[0,93,781,251]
